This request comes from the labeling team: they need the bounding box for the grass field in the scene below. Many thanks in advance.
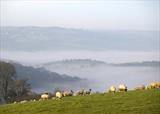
[0,90,160,114]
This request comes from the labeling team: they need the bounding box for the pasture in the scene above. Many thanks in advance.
[0,89,160,114]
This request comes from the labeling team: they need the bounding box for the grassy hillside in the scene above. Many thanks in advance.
[0,90,160,114]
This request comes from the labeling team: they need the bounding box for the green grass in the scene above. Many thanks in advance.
[0,90,160,114]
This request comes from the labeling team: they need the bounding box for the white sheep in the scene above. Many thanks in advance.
[41,93,49,100]
[155,82,160,88]
[63,90,74,97]
[20,100,27,103]
[56,91,63,99]
[76,89,84,96]
[151,82,160,89]
[30,99,36,102]
[150,82,156,89]
[118,84,127,92]
[109,86,116,93]
[52,97,56,100]
[146,82,160,89]
[135,85,145,90]
[84,89,92,95]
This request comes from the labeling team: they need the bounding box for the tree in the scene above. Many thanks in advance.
[13,79,30,97]
[0,61,32,103]
[0,62,16,101]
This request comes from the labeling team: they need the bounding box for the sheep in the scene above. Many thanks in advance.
[20,100,27,103]
[152,82,160,89]
[108,86,116,93]
[56,91,63,99]
[146,85,152,89]
[84,89,92,95]
[155,82,160,88]
[39,99,43,101]
[135,85,145,90]
[52,97,56,100]
[30,99,36,102]
[146,82,156,89]
[76,89,85,96]
[146,82,160,89]
[118,84,127,92]
[150,83,157,89]
[41,93,49,100]
[63,90,74,97]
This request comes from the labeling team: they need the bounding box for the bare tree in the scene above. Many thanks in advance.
[0,62,16,100]
[13,79,30,97]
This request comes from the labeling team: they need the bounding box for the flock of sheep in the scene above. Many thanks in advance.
[108,82,160,93]
[41,89,92,100]
[13,82,160,104]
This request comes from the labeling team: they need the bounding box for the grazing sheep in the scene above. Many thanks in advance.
[84,89,92,95]
[20,100,27,103]
[63,90,74,97]
[155,82,160,88]
[109,86,116,93]
[146,82,160,89]
[56,91,63,99]
[118,84,127,92]
[30,99,36,102]
[76,89,85,96]
[52,97,56,100]
[41,93,49,100]
[146,83,156,89]
[39,99,43,101]
[135,85,145,90]
[152,82,160,89]
[146,85,152,89]
[150,83,157,89]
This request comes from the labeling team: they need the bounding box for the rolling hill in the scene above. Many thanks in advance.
[0,89,159,114]
[39,59,160,69]
[1,60,88,93]
[1,27,158,51]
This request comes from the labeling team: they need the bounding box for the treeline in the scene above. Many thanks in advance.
[0,61,31,104]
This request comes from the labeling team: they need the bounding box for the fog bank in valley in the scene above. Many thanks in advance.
[39,60,160,92]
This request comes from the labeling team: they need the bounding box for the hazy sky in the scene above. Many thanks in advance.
[0,0,160,64]
[0,0,159,31]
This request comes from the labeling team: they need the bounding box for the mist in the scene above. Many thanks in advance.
[42,63,160,92]
[1,26,159,92]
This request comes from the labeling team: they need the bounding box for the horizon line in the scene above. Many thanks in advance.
[1,26,159,32]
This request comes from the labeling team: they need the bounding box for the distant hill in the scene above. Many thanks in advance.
[40,59,106,68]
[39,59,160,69]
[37,59,107,73]
[1,27,158,51]
[113,61,160,67]
[1,60,88,93]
